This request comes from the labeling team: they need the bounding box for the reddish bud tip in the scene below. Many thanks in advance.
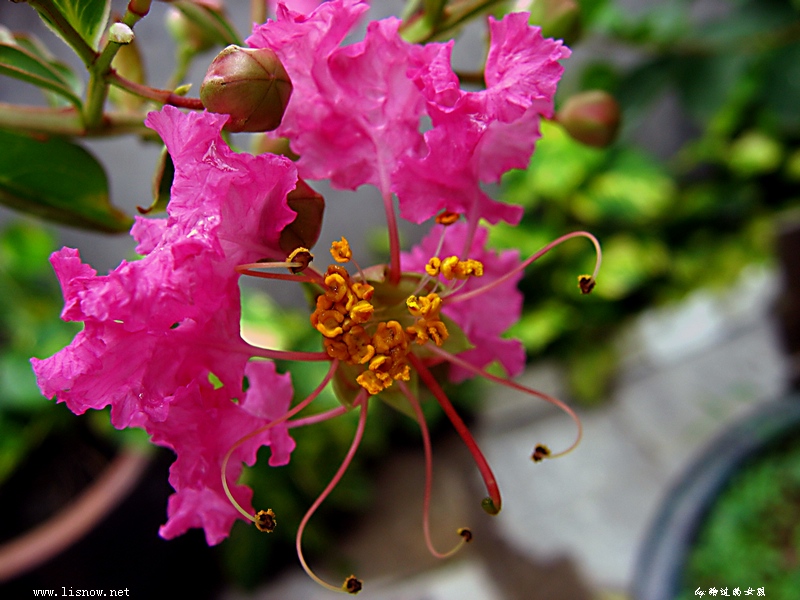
[200,45,292,133]
[557,90,621,148]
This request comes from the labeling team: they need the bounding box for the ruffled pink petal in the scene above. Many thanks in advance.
[396,13,569,224]
[151,379,294,544]
[247,0,444,192]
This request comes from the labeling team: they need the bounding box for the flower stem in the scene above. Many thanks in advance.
[107,72,205,110]
[408,353,502,514]
[0,102,150,137]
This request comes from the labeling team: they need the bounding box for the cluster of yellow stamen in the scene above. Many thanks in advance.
[406,293,448,347]
[425,256,484,280]
[309,237,481,396]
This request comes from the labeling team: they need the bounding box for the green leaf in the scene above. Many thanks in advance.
[37,0,111,49]
[0,42,82,108]
[173,1,243,47]
[0,130,131,232]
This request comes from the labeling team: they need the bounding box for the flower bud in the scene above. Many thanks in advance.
[556,90,621,148]
[522,0,581,46]
[279,179,325,255]
[200,45,292,133]
[108,22,134,45]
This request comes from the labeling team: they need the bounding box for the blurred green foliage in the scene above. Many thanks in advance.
[678,434,800,600]
[0,221,80,486]
[496,0,800,403]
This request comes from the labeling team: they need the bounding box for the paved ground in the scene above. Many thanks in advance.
[222,266,790,600]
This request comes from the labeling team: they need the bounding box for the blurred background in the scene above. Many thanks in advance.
[1,0,799,598]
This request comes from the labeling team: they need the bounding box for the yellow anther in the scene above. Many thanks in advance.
[315,294,334,312]
[349,300,374,324]
[324,272,349,303]
[462,259,484,278]
[356,370,386,395]
[343,575,363,595]
[531,444,551,462]
[407,293,442,318]
[427,320,449,346]
[314,309,344,338]
[440,256,461,279]
[578,275,596,294]
[425,257,441,277]
[368,354,390,373]
[438,256,484,280]
[344,326,375,364]
[351,281,374,301]
[436,211,460,226]
[323,338,350,361]
[254,508,277,533]
[373,321,406,354]
[406,295,422,317]
[331,237,352,263]
[391,362,411,381]
[286,247,313,273]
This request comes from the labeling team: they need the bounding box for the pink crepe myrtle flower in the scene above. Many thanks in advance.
[31,107,302,545]
[32,4,601,595]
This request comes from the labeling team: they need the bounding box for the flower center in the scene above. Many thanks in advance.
[309,237,483,396]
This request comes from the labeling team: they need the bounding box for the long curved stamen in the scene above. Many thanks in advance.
[287,404,349,429]
[446,231,602,306]
[236,262,322,284]
[429,346,583,458]
[221,359,340,522]
[398,380,471,559]
[239,342,331,362]
[194,339,331,362]
[296,391,368,594]
[408,353,502,515]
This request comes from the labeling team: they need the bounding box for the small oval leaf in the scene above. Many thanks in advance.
[0,130,131,232]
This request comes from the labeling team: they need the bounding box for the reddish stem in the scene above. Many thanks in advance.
[107,72,205,110]
[408,354,502,514]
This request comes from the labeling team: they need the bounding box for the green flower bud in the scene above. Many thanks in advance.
[108,22,134,45]
[556,90,621,148]
[200,45,292,133]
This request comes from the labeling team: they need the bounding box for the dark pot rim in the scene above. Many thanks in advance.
[632,392,800,600]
